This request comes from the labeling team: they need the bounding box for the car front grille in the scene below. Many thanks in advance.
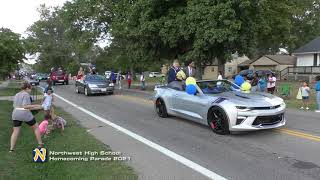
[97,84,107,88]
[251,105,281,110]
[252,114,283,126]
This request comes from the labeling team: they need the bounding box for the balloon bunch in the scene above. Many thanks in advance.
[185,77,197,95]
[234,74,251,93]
[241,82,251,93]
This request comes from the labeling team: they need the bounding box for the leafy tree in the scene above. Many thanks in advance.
[0,28,25,79]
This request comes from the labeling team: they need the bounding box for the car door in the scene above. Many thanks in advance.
[175,91,209,122]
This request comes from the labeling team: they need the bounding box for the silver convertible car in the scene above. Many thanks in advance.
[153,80,286,134]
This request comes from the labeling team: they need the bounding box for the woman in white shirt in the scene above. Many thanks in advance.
[267,74,277,94]
[217,71,223,80]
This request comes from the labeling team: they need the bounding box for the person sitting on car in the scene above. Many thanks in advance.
[76,67,84,80]
[168,60,180,84]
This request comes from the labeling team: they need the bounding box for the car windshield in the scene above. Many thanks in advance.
[53,70,64,75]
[197,80,240,94]
[85,75,106,81]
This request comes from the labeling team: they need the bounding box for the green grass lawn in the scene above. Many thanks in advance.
[276,81,318,110]
[132,76,164,84]
[0,83,21,96]
[0,100,137,180]
[0,80,43,97]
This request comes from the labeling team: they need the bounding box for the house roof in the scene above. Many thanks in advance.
[264,55,296,65]
[238,59,253,66]
[293,37,320,54]
[238,55,296,66]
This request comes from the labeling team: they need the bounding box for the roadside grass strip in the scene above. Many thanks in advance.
[0,100,138,180]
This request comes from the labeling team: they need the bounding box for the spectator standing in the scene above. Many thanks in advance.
[217,71,223,80]
[10,82,43,152]
[110,70,117,83]
[184,61,196,78]
[126,72,132,89]
[267,74,277,94]
[299,82,311,110]
[314,76,320,112]
[140,73,145,90]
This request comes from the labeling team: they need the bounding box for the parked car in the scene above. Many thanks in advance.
[30,73,37,79]
[50,70,69,85]
[75,75,114,96]
[255,70,274,77]
[234,69,274,80]
[153,80,286,135]
[36,73,49,81]
[149,72,164,78]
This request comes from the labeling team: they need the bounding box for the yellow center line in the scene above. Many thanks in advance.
[275,128,320,142]
[115,94,320,142]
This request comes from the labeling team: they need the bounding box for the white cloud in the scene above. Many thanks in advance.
[0,0,68,34]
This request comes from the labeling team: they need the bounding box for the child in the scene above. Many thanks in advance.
[39,114,51,135]
[315,76,320,113]
[258,76,267,92]
[267,74,276,94]
[51,107,67,131]
[42,87,53,116]
[300,82,311,110]
[52,116,67,131]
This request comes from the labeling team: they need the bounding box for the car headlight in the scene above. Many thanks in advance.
[281,102,286,107]
[236,106,252,112]
[88,84,98,88]
[109,83,114,86]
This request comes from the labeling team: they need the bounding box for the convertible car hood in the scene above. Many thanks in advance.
[208,91,283,107]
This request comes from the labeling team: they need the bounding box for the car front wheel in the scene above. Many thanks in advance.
[155,98,168,118]
[208,107,230,135]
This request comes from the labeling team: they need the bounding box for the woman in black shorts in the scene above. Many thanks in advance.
[10,82,43,152]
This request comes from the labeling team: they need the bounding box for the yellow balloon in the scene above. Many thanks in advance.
[241,82,251,91]
[186,77,196,85]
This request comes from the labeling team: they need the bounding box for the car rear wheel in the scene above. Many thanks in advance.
[208,107,230,135]
[84,87,90,96]
[155,98,168,118]
[75,86,80,94]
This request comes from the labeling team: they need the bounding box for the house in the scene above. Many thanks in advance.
[238,55,296,72]
[202,55,249,79]
[224,55,250,77]
[293,37,320,66]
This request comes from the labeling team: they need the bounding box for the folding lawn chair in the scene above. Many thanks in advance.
[279,84,290,98]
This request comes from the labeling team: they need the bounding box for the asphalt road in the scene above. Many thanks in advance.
[45,82,320,180]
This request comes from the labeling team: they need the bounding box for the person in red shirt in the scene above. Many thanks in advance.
[126,72,132,89]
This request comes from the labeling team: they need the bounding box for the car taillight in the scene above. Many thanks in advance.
[52,76,56,79]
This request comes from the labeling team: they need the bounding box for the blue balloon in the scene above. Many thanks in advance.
[235,75,244,86]
[186,84,197,95]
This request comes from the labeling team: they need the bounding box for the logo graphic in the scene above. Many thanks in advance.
[33,148,47,162]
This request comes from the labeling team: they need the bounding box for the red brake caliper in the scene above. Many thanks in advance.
[210,121,216,129]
